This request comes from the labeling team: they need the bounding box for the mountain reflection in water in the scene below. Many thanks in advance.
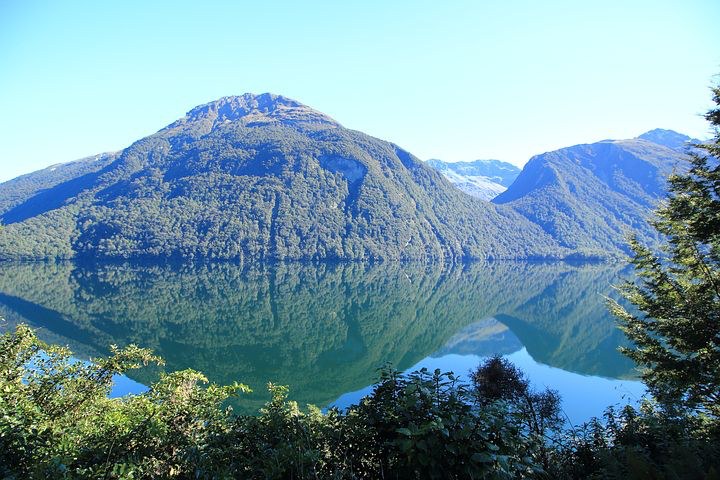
[0,261,642,418]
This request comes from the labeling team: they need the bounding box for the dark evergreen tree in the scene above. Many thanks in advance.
[609,85,720,418]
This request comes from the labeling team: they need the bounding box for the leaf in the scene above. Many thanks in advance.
[471,452,494,463]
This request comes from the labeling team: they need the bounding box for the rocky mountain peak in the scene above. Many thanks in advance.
[164,93,341,133]
[637,128,698,151]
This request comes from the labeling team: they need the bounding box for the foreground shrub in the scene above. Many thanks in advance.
[3,324,718,479]
[0,324,247,478]
[1,325,547,479]
[549,403,720,479]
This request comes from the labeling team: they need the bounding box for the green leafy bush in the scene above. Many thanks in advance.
[1,324,552,479]
[0,324,248,478]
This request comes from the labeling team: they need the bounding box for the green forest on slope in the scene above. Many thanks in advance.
[0,94,566,262]
[493,134,693,255]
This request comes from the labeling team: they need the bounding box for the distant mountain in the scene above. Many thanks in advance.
[493,130,691,256]
[637,128,701,151]
[426,159,520,200]
[431,317,522,357]
[0,94,566,262]
[0,153,118,214]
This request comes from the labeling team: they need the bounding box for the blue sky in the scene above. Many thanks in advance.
[1,0,719,182]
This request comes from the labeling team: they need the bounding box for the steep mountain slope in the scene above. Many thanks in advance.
[0,94,565,262]
[0,153,118,214]
[493,131,691,256]
[426,159,520,200]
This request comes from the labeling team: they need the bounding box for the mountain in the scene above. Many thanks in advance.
[425,159,520,200]
[637,128,701,151]
[493,130,691,256]
[0,152,118,215]
[0,94,566,262]
[431,318,522,357]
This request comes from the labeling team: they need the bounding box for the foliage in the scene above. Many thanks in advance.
[0,324,248,479]
[549,403,720,479]
[608,85,720,418]
[1,324,554,479]
[471,356,562,473]
[3,320,718,479]
[219,368,537,479]
[341,366,541,479]
[471,356,562,439]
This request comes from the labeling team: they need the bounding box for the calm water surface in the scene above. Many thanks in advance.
[0,261,644,423]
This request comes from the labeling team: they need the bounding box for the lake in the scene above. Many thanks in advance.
[0,261,644,424]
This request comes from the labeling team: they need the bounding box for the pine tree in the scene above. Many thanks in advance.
[609,84,720,418]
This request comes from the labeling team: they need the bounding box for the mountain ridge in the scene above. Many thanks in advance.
[636,128,700,151]
[493,132,690,255]
[0,93,568,262]
[0,92,694,262]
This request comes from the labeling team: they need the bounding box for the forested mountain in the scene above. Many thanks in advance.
[0,94,566,262]
[0,153,118,214]
[493,131,692,256]
[425,159,520,200]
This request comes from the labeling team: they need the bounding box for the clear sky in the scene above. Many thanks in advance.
[1,0,719,182]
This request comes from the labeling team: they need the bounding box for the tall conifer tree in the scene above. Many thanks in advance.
[610,84,720,417]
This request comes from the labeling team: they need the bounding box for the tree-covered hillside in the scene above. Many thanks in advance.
[493,132,691,256]
[0,152,118,215]
[0,94,566,262]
